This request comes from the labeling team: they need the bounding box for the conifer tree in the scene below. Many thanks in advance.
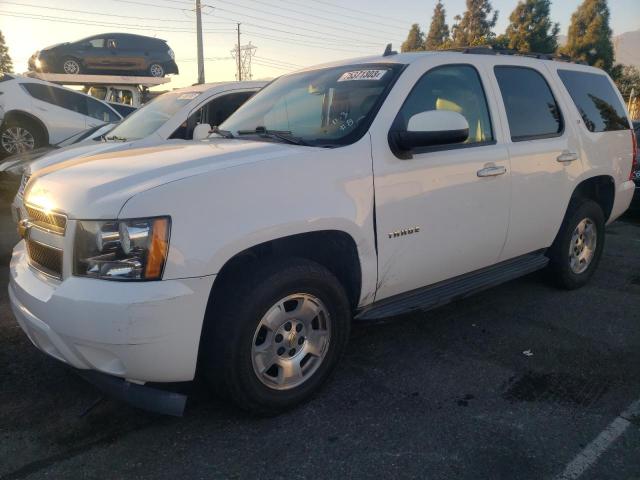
[0,31,13,74]
[451,0,499,47]
[425,1,450,50]
[401,23,426,52]
[505,0,559,53]
[561,0,615,73]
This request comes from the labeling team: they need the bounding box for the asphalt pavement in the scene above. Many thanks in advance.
[1,177,638,480]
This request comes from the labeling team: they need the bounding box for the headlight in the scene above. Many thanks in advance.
[34,57,42,69]
[168,48,175,60]
[74,217,170,281]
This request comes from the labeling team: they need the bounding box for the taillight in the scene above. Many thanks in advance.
[631,129,638,181]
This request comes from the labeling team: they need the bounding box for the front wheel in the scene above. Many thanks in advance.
[547,199,605,290]
[62,57,81,75]
[201,258,351,415]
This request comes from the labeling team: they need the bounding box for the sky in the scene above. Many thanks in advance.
[1,0,639,89]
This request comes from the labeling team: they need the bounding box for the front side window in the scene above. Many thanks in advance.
[220,64,404,146]
[395,64,494,145]
[557,70,629,132]
[89,38,104,48]
[494,66,563,141]
[107,91,200,141]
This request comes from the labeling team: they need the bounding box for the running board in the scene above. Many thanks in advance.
[356,252,549,321]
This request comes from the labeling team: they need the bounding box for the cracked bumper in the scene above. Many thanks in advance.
[9,241,215,383]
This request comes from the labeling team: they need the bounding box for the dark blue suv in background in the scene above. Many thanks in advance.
[28,33,179,78]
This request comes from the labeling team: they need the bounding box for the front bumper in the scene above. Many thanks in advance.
[164,60,179,75]
[9,240,215,383]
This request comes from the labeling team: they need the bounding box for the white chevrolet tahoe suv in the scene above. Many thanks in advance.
[9,50,637,416]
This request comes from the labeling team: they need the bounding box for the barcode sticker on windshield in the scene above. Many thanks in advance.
[178,93,200,100]
[337,70,387,82]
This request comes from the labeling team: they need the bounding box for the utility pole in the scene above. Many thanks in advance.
[236,23,242,81]
[196,0,205,84]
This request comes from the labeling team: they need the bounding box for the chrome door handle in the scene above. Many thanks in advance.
[477,165,507,177]
[557,151,578,163]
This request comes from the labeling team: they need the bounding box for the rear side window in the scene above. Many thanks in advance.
[23,83,88,115]
[557,70,629,132]
[397,64,494,146]
[494,66,563,141]
[87,97,119,122]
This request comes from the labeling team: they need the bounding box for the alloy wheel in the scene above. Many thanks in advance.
[568,218,597,274]
[63,59,80,74]
[251,293,331,390]
[1,127,35,154]
[149,64,164,77]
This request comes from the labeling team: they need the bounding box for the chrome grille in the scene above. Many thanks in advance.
[17,174,30,198]
[25,204,67,235]
[26,237,63,279]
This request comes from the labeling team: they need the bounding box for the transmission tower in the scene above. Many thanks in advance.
[230,24,256,81]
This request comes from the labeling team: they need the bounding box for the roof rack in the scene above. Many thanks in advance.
[442,45,586,64]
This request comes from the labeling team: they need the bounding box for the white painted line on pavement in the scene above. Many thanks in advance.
[555,399,640,480]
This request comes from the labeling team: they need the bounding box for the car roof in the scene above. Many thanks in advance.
[80,33,167,43]
[170,80,268,95]
[296,50,607,76]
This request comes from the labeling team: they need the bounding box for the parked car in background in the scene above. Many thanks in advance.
[28,33,179,78]
[0,74,122,157]
[9,51,636,416]
[8,81,265,222]
[631,120,640,210]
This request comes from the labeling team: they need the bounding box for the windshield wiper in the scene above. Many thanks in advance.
[210,126,234,139]
[236,126,308,146]
[104,135,128,142]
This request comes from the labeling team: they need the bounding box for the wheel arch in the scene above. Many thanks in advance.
[209,230,364,313]
[1,110,50,145]
[570,175,615,222]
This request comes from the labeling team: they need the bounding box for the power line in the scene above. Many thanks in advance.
[202,0,403,42]
[306,0,413,27]
[241,29,376,54]
[0,11,235,33]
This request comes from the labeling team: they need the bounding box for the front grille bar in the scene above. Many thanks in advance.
[25,204,67,235]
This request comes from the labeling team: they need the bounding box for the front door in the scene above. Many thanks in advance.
[370,61,511,301]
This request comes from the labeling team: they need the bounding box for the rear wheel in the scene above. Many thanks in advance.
[201,258,351,415]
[547,199,605,290]
[148,63,165,77]
[0,119,44,157]
[62,57,81,75]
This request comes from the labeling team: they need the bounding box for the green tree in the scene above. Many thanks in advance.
[401,23,426,52]
[451,0,499,47]
[614,65,640,98]
[561,0,615,73]
[505,0,559,53]
[0,30,13,74]
[425,1,450,50]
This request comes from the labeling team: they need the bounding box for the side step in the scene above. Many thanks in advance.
[356,252,549,321]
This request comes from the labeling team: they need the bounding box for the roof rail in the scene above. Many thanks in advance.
[442,45,586,64]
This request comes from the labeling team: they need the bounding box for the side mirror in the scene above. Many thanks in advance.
[389,110,469,157]
[192,123,212,141]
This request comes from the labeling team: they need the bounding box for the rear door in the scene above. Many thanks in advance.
[21,83,88,144]
[113,36,146,72]
[491,61,584,261]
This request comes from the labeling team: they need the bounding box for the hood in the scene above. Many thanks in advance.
[25,139,304,219]
[21,141,131,174]
[40,42,68,52]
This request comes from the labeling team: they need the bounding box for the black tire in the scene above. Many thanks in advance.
[148,63,165,77]
[201,257,351,415]
[546,199,606,290]
[61,57,82,75]
[0,118,45,157]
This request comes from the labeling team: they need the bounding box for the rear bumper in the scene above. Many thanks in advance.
[608,180,636,224]
[9,241,215,383]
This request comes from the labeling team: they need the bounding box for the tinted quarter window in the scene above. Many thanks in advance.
[558,70,629,132]
[87,97,118,123]
[397,65,493,144]
[495,67,563,141]
[22,83,57,103]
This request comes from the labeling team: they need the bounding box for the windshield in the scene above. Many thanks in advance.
[106,91,200,141]
[220,64,403,146]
